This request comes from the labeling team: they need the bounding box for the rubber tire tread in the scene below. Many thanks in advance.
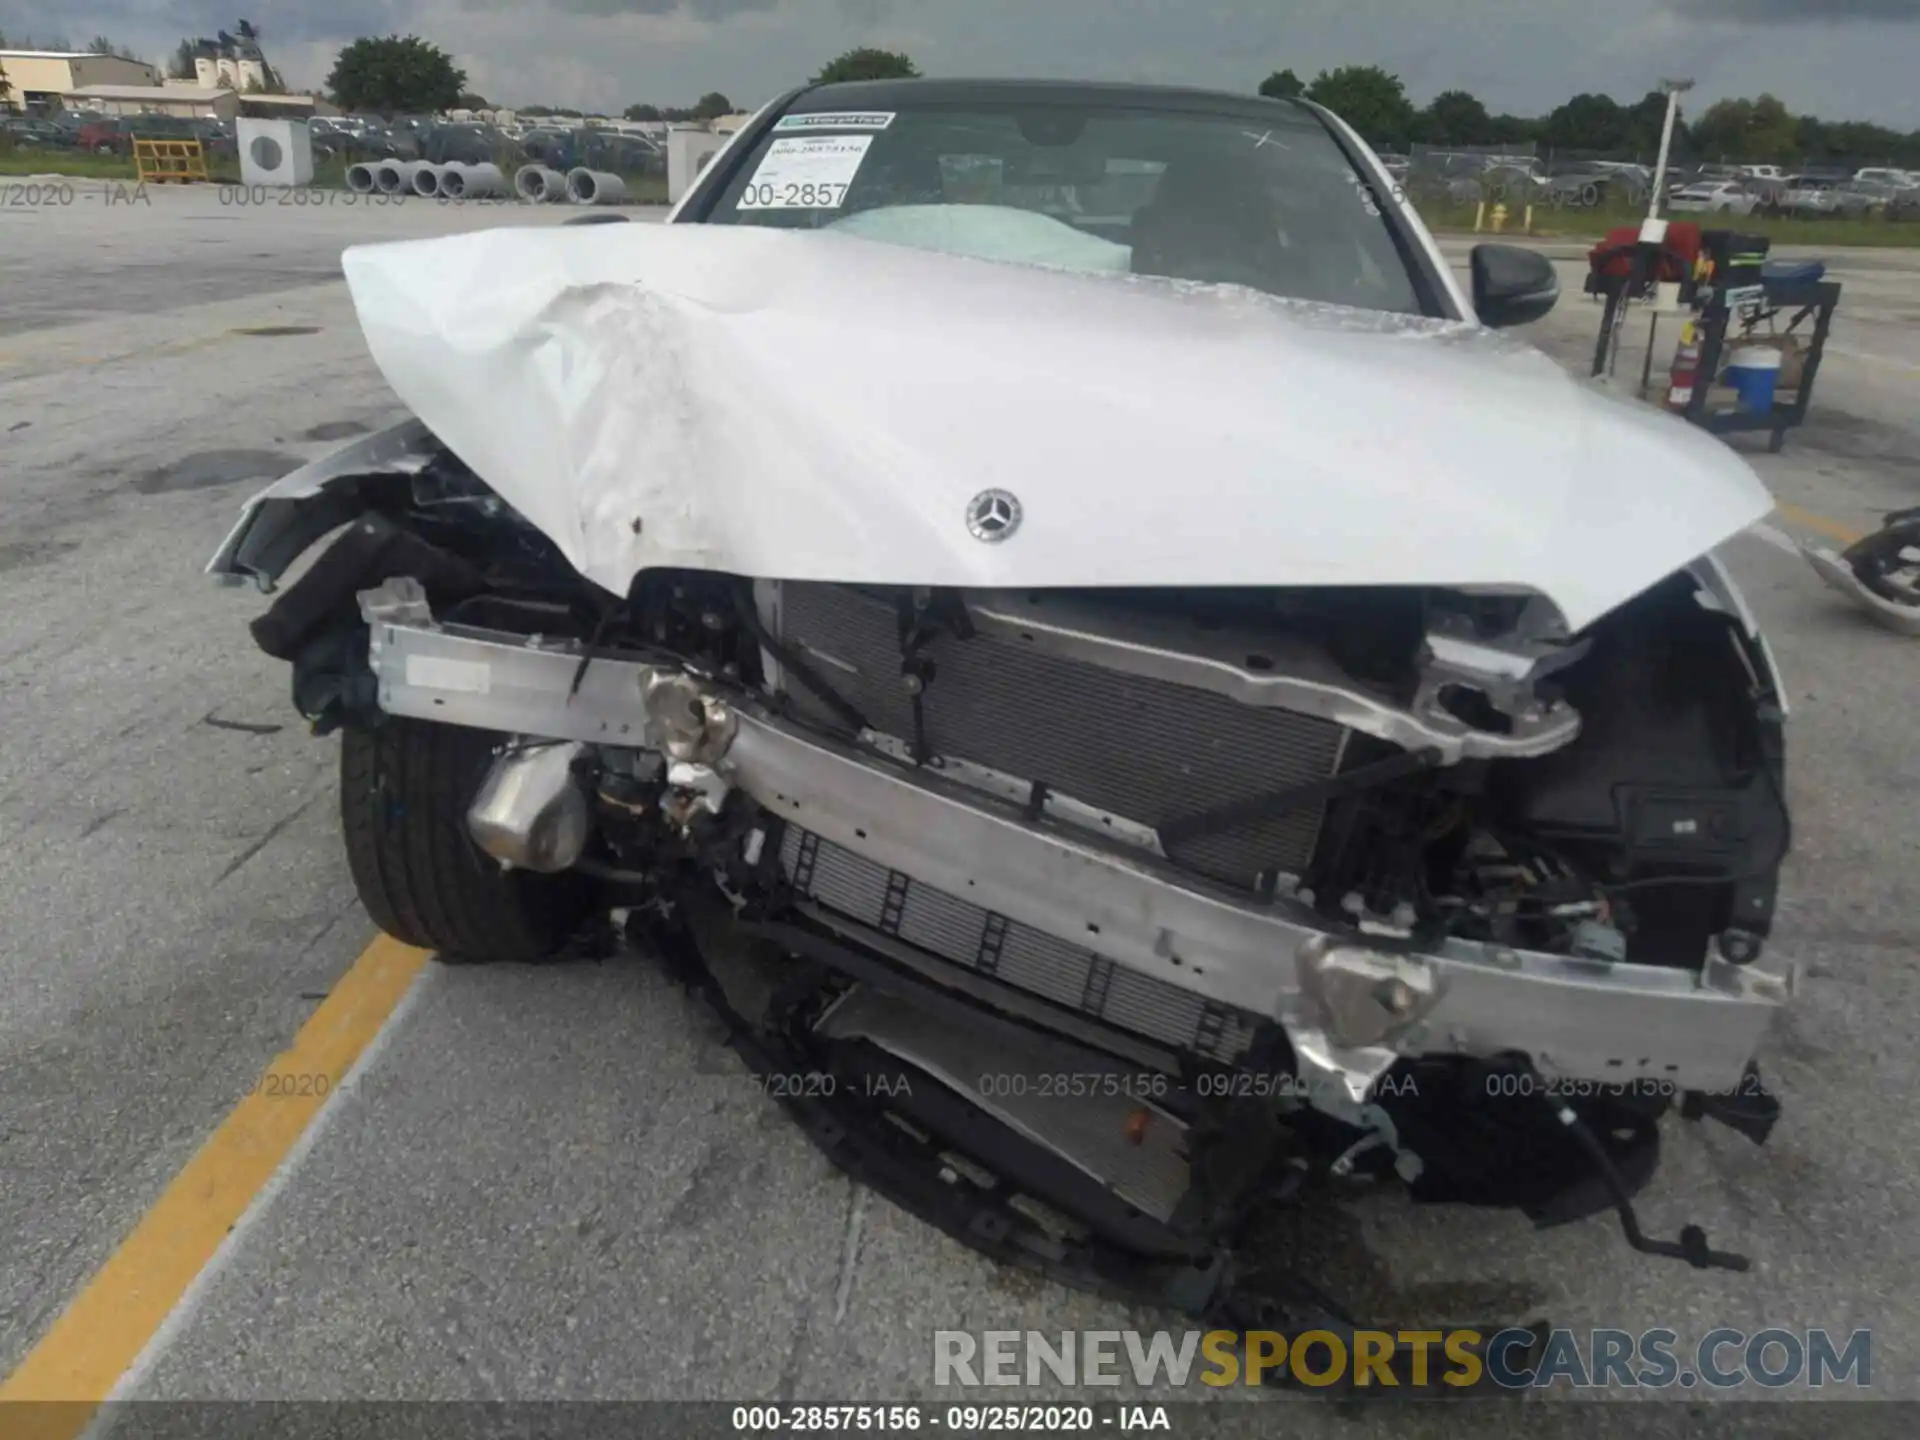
[339,718,595,963]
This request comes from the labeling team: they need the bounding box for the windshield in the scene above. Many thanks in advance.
[697,98,1427,315]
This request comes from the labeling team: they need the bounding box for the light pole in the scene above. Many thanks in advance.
[1608,78,1697,379]
[1649,77,1694,219]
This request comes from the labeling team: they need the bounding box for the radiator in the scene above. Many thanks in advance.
[774,582,1348,888]
[781,826,1263,1064]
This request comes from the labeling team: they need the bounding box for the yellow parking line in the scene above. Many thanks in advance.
[0,329,249,373]
[0,934,428,1435]
[1775,502,1864,547]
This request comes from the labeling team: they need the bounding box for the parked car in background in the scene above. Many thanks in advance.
[1585,160,1653,189]
[328,115,428,161]
[1736,167,1791,207]
[1780,175,1843,216]
[309,117,402,161]
[196,120,236,158]
[68,114,233,158]
[576,130,665,176]
[117,114,234,156]
[1665,163,1739,198]
[1853,166,1916,188]
[76,118,130,154]
[1776,174,1888,218]
[1668,179,1758,215]
[1479,161,1547,198]
[343,122,420,160]
[422,121,511,165]
[519,127,583,169]
[0,116,76,149]
[1833,180,1897,217]
[1544,165,1646,208]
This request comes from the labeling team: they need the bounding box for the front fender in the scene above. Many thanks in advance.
[204,417,440,592]
[1689,551,1790,720]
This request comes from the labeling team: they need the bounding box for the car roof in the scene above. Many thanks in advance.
[786,77,1310,124]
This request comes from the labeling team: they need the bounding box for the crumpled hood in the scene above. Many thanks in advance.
[340,222,1774,633]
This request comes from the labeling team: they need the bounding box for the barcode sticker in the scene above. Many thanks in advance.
[405,655,491,694]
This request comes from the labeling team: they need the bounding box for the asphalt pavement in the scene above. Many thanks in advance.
[1,186,1916,1433]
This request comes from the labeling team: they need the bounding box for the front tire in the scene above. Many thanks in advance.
[340,718,599,963]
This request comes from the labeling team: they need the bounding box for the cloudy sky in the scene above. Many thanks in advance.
[4,0,1916,126]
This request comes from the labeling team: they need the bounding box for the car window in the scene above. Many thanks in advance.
[698,100,1427,316]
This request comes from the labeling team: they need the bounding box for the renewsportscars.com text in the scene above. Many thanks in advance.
[933,1327,1872,1391]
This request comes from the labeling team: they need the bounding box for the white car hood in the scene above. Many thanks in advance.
[340,222,1774,633]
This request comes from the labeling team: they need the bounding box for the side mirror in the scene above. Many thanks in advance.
[1470,243,1560,328]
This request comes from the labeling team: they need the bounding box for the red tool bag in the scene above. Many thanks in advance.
[1587,221,1704,284]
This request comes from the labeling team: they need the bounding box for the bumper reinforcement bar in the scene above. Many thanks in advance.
[360,580,1794,1100]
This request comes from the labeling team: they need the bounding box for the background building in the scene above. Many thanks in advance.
[0,50,159,111]
[63,84,238,120]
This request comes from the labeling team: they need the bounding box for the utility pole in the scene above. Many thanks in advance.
[1649,77,1694,219]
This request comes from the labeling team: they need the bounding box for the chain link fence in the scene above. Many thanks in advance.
[1404,142,1666,214]
[1409,141,1920,218]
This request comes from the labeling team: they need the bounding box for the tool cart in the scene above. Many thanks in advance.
[1586,225,1843,453]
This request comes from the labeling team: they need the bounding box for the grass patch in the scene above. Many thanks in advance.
[1417,196,1920,248]
[0,148,140,180]
[0,146,242,182]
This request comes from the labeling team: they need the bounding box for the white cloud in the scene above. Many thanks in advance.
[2,0,1913,122]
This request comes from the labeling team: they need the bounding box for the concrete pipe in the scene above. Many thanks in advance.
[514,164,565,203]
[372,159,408,194]
[566,168,627,206]
[345,162,378,195]
[409,162,445,198]
[440,161,506,201]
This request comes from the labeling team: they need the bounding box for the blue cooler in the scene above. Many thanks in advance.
[1725,345,1783,413]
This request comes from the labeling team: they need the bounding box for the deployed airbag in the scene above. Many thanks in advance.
[826,204,1133,272]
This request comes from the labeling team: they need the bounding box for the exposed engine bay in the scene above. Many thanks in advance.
[211,427,1795,1378]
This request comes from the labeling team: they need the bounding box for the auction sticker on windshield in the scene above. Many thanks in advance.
[738,135,875,210]
[774,111,895,131]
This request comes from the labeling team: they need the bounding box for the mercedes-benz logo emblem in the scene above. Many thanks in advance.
[966,489,1022,543]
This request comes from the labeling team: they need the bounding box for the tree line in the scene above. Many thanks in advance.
[49,22,1901,171]
[1261,64,1920,166]
[311,38,922,120]
[617,49,918,123]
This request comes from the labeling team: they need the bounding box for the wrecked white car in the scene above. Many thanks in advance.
[210,80,1795,1376]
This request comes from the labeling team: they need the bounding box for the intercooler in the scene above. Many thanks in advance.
[780,826,1264,1064]
[772,583,1350,889]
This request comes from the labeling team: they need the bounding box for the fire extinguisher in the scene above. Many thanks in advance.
[1666,321,1702,411]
